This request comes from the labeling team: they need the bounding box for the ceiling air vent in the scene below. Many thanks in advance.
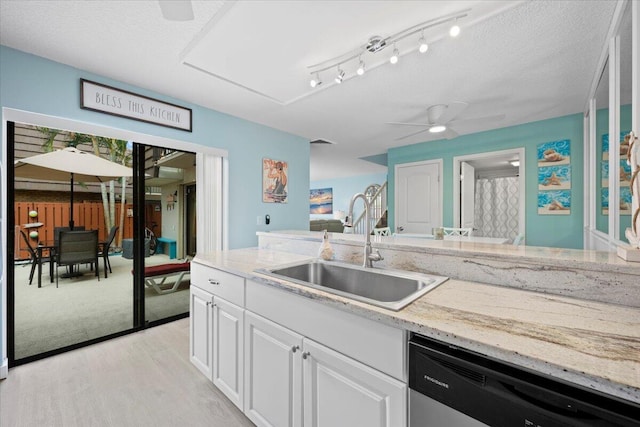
[310,139,334,145]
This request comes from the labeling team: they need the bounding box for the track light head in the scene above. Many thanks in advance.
[449,23,461,37]
[356,60,365,76]
[390,46,399,64]
[418,37,429,53]
[335,67,345,84]
[310,72,322,88]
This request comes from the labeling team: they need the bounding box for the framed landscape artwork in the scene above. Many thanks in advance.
[310,187,333,214]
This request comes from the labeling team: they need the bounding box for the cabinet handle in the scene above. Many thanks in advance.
[291,345,300,353]
[206,301,212,306]
[208,279,220,285]
[302,351,310,360]
[212,303,217,307]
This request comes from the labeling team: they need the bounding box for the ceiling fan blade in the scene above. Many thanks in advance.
[159,0,194,21]
[435,101,469,125]
[395,128,431,141]
[444,128,459,140]
[385,121,431,127]
[449,114,506,128]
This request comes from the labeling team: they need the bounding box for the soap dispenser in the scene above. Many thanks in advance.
[318,230,334,261]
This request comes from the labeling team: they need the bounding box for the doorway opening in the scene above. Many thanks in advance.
[453,148,525,242]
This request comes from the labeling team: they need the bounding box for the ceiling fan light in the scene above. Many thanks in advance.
[449,23,461,37]
[429,125,446,133]
[390,47,399,65]
[356,60,365,76]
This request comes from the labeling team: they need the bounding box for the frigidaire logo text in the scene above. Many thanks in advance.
[424,375,449,389]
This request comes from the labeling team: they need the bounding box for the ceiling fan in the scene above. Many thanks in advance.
[159,0,194,21]
[387,102,505,141]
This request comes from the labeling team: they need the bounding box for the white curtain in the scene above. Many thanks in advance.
[474,177,519,239]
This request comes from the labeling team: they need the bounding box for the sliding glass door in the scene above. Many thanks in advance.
[9,121,136,363]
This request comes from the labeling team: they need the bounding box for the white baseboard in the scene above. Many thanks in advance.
[0,358,8,379]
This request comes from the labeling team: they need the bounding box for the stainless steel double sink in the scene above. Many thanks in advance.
[256,260,448,311]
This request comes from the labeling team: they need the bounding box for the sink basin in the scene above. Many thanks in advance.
[256,260,448,311]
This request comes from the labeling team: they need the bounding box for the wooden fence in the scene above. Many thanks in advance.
[15,202,134,260]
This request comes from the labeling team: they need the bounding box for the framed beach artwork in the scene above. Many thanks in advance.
[602,131,630,160]
[262,158,288,203]
[538,190,571,215]
[538,165,571,190]
[601,160,632,187]
[603,187,633,216]
[310,187,333,214]
[621,186,632,215]
[537,139,570,166]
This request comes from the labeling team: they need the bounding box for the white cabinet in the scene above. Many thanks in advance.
[213,297,244,410]
[190,265,245,410]
[244,311,406,427]
[190,285,213,378]
[303,339,406,427]
[244,311,303,427]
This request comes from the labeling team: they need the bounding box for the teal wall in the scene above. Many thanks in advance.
[0,45,310,362]
[310,172,387,221]
[388,113,585,249]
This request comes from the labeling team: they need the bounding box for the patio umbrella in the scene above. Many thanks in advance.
[14,147,133,229]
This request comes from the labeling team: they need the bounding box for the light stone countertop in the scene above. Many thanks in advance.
[258,230,640,274]
[193,248,640,405]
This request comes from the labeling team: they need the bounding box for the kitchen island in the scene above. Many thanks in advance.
[190,234,640,426]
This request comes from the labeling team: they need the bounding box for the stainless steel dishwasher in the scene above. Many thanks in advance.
[409,333,640,426]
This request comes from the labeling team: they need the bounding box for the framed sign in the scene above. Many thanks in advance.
[80,79,192,132]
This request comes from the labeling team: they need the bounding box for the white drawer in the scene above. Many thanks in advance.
[191,262,245,306]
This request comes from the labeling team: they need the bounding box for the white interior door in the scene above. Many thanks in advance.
[460,161,476,229]
[395,160,441,234]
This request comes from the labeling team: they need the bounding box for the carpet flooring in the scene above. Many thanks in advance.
[12,253,190,360]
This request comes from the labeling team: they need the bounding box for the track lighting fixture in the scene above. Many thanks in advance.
[418,31,429,53]
[335,67,345,84]
[389,44,399,64]
[449,20,461,37]
[356,58,365,76]
[307,9,467,88]
[309,72,322,88]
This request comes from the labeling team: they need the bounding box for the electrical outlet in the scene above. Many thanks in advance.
[257,215,263,225]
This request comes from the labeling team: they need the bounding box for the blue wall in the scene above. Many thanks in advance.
[1,46,310,362]
[388,113,585,249]
[310,172,387,221]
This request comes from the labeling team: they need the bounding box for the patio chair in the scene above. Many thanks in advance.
[20,230,51,285]
[98,226,119,278]
[56,230,99,287]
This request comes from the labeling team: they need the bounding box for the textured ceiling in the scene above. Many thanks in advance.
[0,1,617,180]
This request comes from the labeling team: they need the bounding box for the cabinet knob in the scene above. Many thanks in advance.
[302,351,310,360]
[208,279,220,285]
[291,345,300,353]
[206,301,212,306]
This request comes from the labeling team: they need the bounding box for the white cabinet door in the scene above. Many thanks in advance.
[213,297,244,410]
[303,338,407,427]
[190,286,213,379]
[244,311,303,427]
